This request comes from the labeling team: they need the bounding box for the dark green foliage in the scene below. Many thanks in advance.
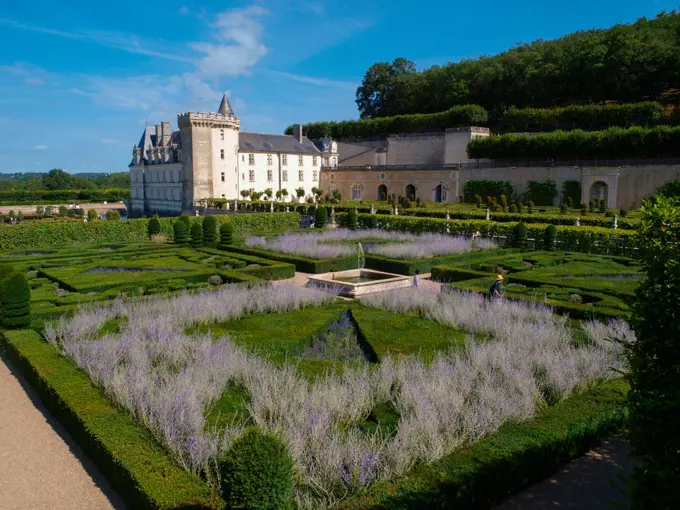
[0,271,30,328]
[509,204,517,213]
[526,180,557,206]
[581,203,588,216]
[178,214,191,231]
[190,223,203,248]
[368,215,378,229]
[475,195,482,208]
[560,203,568,214]
[605,209,616,218]
[619,208,628,218]
[219,428,293,510]
[347,208,358,231]
[499,194,508,208]
[627,196,680,509]
[218,222,234,248]
[463,181,513,203]
[657,179,680,198]
[147,215,161,237]
[544,224,557,251]
[0,330,222,509]
[203,215,218,243]
[500,102,665,132]
[599,199,606,213]
[87,209,98,221]
[513,222,527,249]
[527,201,534,214]
[314,207,328,228]
[173,221,188,244]
[468,125,680,161]
[284,105,488,140]
[0,188,129,205]
[566,197,574,208]
[105,210,120,221]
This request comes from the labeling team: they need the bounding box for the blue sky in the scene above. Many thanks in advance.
[0,0,676,174]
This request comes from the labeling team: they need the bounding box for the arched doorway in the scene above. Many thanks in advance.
[377,184,388,201]
[590,181,608,204]
[433,184,448,203]
[405,184,416,201]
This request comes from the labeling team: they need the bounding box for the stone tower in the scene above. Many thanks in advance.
[177,94,240,209]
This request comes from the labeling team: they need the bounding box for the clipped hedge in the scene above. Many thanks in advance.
[0,188,129,204]
[499,101,665,133]
[0,329,224,509]
[284,105,488,140]
[223,246,357,274]
[365,249,511,276]
[467,125,680,160]
[0,271,31,328]
[0,213,301,250]
[462,181,514,203]
[339,378,629,509]
[337,213,638,256]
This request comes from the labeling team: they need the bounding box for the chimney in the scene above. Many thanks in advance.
[293,124,303,143]
[161,121,171,146]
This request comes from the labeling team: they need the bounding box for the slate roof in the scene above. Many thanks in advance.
[218,93,234,115]
[239,132,321,154]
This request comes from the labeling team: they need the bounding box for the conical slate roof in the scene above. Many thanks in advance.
[218,93,234,115]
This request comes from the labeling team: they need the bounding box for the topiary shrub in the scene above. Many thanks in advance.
[105,210,120,221]
[178,214,191,231]
[619,207,628,218]
[190,223,203,248]
[368,215,378,229]
[0,271,31,329]
[509,204,518,213]
[599,199,606,213]
[208,275,223,286]
[173,221,188,244]
[560,203,568,214]
[203,215,218,244]
[492,203,502,212]
[148,215,161,237]
[513,222,527,249]
[347,209,358,231]
[219,428,293,510]
[314,206,328,228]
[581,203,588,216]
[219,222,234,248]
[87,209,97,221]
[500,194,508,208]
[544,224,557,251]
[527,201,534,214]
[605,209,616,218]
[475,195,483,208]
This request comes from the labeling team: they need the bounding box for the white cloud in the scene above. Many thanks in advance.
[33,145,48,150]
[266,70,357,90]
[0,62,52,86]
[101,138,118,145]
[179,6,190,15]
[190,6,269,78]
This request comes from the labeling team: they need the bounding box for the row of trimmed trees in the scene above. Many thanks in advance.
[148,215,234,248]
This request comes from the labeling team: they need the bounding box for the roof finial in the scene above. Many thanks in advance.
[218,93,234,116]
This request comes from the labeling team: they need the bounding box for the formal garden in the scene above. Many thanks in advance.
[0,197,677,509]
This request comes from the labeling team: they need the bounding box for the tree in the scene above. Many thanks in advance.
[625,196,680,509]
[44,206,53,216]
[281,189,289,201]
[87,209,98,221]
[173,220,188,244]
[263,188,273,201]
[355,58,418,119]
[251,191,264,201]
[148,215,161,237]
[190,223,203,248]
[295,188,305,202]
[42,169,74,190]
[218,222,234,248]
[105,210,120,221]
[275,190,284,201]
[240,189,251,200]
[314,207,328,228]
[35,206,44,217]
[311,187,323,202]
[178,214,191,232]
[203,215,218,244]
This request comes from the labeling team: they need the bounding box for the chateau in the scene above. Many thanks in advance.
[128,94,338,215]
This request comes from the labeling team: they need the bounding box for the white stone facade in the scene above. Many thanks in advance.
[128,95,337,215]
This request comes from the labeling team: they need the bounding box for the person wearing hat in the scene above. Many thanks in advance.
[489,274,503,299]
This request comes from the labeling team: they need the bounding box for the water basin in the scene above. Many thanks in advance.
[307,269,411,298]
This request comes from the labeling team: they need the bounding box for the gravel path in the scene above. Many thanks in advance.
[0,352,126,510]
[497,437,633,510]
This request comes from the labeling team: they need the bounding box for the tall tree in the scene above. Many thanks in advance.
[355,58,417,119]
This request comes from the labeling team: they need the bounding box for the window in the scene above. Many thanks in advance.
[221,172,225,182]
[298,169,304,181]
[313,170,318,182]
[282,154,288,166]
[352,184,363,201]
[220,149,225,160]
[242,173,245,181]
[220,129,224,141]
[331,157,337,167]
[298,155,303,166]
[313,156,318,166]
[249,170,255,182]
[267,154,272,165]
[282,170,288,182]
[242,155,245,162]
[267,169,273,182]
[221,194,225,198]
[323,157,329,166]
[248,154,255,165]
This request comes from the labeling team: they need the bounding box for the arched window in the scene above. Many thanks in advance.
[377,184,388,201]
[405,184,416,201]
[590,181,608,204]
[434,184,449,203]
[352,183,363,201]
